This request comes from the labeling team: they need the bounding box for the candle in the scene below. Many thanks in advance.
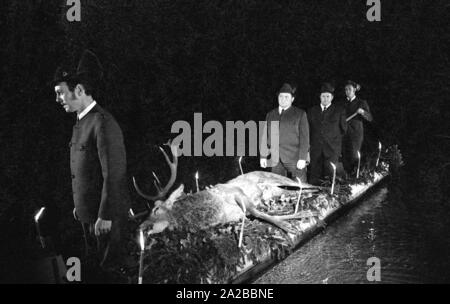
[238,156,244,175]
[238,201,246,248]
[330,162,336,195]
[295,177,303,214]
[138,229,145,284]
[356,151,361,178]
[376,142,382,167]
[34,207,45,248]
[195,171,199,192]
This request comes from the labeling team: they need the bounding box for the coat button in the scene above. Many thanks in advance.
[71,174,75,179]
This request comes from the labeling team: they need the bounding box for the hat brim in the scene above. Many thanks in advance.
[278,90,294,95]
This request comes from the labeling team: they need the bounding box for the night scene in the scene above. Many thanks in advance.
[0,0,449,288]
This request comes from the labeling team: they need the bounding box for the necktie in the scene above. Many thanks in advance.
[321,106,327,120]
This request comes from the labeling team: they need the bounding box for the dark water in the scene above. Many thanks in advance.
[255,149,450,284]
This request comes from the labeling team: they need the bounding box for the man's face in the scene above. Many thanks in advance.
[320,93,333,107]
[54,82,82,113]
[278,93,294,109]
[345,85,356,99]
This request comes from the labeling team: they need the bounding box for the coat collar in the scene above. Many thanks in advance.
[347,95,356,102]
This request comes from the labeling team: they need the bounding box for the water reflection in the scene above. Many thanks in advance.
[255,179,450,283]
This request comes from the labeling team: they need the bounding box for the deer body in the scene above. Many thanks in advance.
[139,171,319,235]
[134,142,320,235]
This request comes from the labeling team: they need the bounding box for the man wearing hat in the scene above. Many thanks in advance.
[260,83,310,183]
[307,83,347,185]
[52,50,130,278]
[342,80,373,174]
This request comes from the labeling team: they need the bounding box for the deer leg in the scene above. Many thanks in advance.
[247,206,298,234]
[272,211,319,221]
[232,189,297,234]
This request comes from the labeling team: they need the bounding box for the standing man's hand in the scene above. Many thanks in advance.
[73,208,79,221]
[357,108,365,115]
[94,218,112,236]
[260,158,267,168]
[296,160,306,170]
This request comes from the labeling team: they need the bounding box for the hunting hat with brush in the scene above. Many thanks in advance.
[52,49,104,88]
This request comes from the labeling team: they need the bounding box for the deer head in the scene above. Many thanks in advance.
[140,184,186,234]
[133,140,182,233]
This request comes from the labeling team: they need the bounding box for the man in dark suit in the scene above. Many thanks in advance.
[260,83,309,183]
[342,80,373,174]
[53,51,130,275]
[308,83,347,185]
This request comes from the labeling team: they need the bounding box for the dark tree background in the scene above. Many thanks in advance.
[0,0,449,282]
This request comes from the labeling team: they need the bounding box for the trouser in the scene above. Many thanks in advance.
[271,160,307,183]
[309,150,345,185]
[81,216,127,271]
[342,131,363,174]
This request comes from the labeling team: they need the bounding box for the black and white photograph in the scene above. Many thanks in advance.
[0,0,449,287]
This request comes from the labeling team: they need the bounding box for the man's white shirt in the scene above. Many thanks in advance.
[78,101,97,120]
[321,104,330,112]
[278,105,291,114]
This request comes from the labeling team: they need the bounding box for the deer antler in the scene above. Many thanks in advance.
[133,140,178,201]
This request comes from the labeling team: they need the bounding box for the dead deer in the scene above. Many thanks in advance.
[133,141,321,235]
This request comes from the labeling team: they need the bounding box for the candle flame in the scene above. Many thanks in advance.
[195,171,199,179]
[34,207,45,222]
[129,208,135,217]
[239,156,242,163]
[378,141,382,149]
[357,151,361,159]
[139,230,145,251]
[330,162,336,170]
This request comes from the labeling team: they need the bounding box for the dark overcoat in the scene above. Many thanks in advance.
[70,104,130,223]
[307,103,347,159]
[343,96,373,159]
[264,106,310,164]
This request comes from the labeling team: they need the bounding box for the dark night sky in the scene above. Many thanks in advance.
[0,0,449,282]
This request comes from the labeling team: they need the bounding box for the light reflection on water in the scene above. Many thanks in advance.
[255,183,450,284]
